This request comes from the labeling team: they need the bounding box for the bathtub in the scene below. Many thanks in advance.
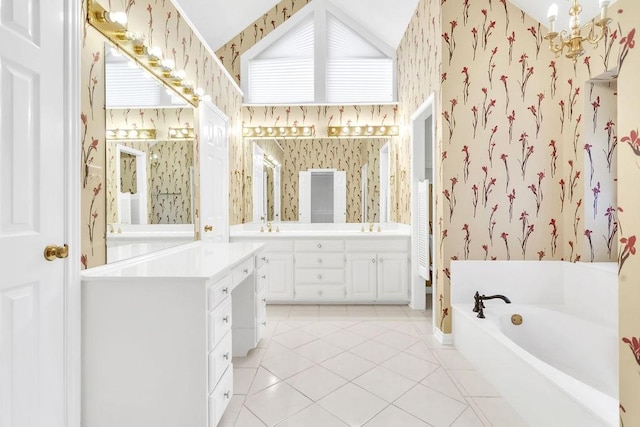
[451,261,618,427]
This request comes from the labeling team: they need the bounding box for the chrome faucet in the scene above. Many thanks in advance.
[369,222,374,232]
[473,291,511,318]
[267,222,272,232]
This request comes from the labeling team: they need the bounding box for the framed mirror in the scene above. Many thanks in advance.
[104,43,196,263]
[248,137,388,224]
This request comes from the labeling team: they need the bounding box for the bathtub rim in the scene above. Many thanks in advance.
[453,303,618,427]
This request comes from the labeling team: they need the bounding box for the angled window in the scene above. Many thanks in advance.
[247,16,314,104]
[242,1,396,104]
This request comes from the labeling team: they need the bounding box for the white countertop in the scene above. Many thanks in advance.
[230,222,411,238]
[107,242,184,263]
[83,241,264,281]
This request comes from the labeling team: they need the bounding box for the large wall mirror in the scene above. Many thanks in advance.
[248,137,389,224]
[104,43,196,262]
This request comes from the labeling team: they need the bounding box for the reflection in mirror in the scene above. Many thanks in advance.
[104,43,195,263]
[253,140,284,222]
[249,138,387,223]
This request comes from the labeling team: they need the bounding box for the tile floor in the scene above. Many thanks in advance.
[220,305,527,427]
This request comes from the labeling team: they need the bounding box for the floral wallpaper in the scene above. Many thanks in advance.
[82,0,244,268]
[215,0,313,85]
[243,104,396,222]
[396,0,441,227]
[437,0,564,333]
[614,4,640,425]
[81,0,107,269]
[396,0,636,422]
[106,108,195,225]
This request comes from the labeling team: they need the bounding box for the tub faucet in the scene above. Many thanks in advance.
[473,291,511,318]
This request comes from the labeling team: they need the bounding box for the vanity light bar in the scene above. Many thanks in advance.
[106,128,157,140]
[243,125,315,139]
[327,125,399,138]
[168,127,195,139]
[87,0,210,107]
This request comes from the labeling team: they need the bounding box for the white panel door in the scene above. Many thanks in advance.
[377,253,409,301]
[0,0,67,425]
[199,101,229,242]
[298,171,310,223]
[345,254,377,300]
[334,170,346,223]
[252,144,264,222]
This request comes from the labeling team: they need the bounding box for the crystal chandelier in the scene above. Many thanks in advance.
[544,0,612,62]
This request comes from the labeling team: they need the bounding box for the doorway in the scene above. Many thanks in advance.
[411,95,436,314]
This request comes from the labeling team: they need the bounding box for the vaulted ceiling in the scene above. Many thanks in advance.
[173,0,619,55]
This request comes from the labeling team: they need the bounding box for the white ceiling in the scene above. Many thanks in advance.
[509,0,618,32]
[172,0,619,55]
[173,0,420,51]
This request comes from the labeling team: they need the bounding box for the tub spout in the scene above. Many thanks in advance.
[473,291,511,318]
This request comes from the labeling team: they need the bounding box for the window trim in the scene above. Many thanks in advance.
[241,0,397,105]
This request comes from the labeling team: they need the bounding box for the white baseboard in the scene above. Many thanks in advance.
[434,327,453,345]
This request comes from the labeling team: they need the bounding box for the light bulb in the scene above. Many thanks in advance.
[147,46,162,59]
[106,11,128,25]
[547,3,558,20]
[161,59,174,70]
[202,94,212,102]
[196,87,205,96]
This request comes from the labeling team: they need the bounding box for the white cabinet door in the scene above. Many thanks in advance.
[334,170,346,223]
[298,171,310,223]
[377,253,409,301]
[346,253,377,300]
[265,253,294,301]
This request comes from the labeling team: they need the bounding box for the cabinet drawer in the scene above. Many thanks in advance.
[256,287,267,320]
[256,264,268,292]
[295,285,345,300]
[296,253,344,268]
[208,365,233,427]
[208,298,232,351]
[252,239,294,252]
[255,251,267,269]
[208,331,232,393]
[207,274,232,311]
[295,240,344,252]
[296,268,344,284]
[232,258,254,286]
[345,239,409,252]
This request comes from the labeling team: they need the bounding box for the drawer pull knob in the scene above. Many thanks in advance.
[262,321,267,326]
[223,353,230,360]
[261,275,267,279]
[222,316,230,323]
[222,287,229,294]
[318,290,323,296]
[317,243,322,248]
[318,274,322,280]
[224,391,231,399]
[262,298,267,303]
[318,258,322,264]
[261,257,266,262]
[371,259,376,263]
[379,258,384,263]
[243,268,249,274]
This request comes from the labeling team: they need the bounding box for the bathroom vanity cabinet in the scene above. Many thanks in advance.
[81,241,264,427]
[230,224,411,303]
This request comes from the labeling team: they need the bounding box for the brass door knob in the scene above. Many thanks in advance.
[44,244,69,261]
[204,225,213,232]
